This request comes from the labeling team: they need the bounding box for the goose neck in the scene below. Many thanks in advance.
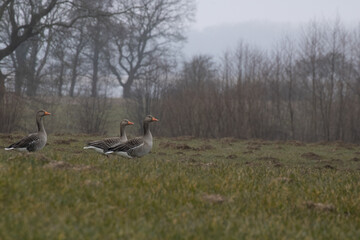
[36,116,46,133]
[120,124,127,141]
[143,121,150,136]
[120,124,125,137]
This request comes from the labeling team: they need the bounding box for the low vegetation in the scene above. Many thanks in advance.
[0,135,359,239]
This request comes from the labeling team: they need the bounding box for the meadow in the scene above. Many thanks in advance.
[0,134,360,239]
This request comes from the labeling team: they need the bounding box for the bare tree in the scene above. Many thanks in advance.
[298,21,325,141]
[0,0,126,99]
[26,34,52,96]
[68,24,87,97]
[52,35,68,97]
[219,50,236,137]
[107,0,195,98]
[0,0,58,61]
[280,35,297,139]
[12,41,30,95]
[0,0,60,102]
[87,18,108,97]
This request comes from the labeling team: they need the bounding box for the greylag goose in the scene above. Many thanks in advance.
[5,110,51,152]
[83,119,134,154]
[105,115,159,158]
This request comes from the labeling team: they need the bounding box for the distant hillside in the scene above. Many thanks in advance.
[183,21,299,58]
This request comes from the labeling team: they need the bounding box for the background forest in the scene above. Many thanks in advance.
[1,0,360,142]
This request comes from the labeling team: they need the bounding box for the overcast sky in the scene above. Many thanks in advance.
[183,0,360,57]
[194,0,360,30]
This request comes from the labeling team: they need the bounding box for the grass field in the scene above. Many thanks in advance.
[0,134,360,239]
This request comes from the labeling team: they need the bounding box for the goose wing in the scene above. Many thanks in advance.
[108,137,144,152]
[86,137,121,150]
[104,137,123,147]
[8,133,40,151]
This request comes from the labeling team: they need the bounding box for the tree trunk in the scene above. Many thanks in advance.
[122,83,132,98]
[15,67,25,95]
[91,39,100,98]
[311,59,318,141]
[288,77,295,139]
[0,70,5,132]
[69,51,81,97]
[122,73,135,98]
[58,61,65,97]
[69,72,77,97]
[26,39,40,96]
[14,42,29,95]
[91,57,98,98]
[0,70,5,105]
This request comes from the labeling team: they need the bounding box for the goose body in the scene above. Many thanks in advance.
[83,119,134,154]
[5,110,51,152]
[106,115,158,158]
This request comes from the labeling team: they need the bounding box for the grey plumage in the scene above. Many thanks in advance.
[83,119,134,154]
[5,110,51,152]
[106,115,158,158]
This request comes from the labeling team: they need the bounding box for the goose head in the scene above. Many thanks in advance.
[37,110,51,118]
[144,115,159,123]
[121,119,134,126]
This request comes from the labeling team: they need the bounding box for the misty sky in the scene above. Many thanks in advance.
[183,0,360,57]
[194,0,360,29]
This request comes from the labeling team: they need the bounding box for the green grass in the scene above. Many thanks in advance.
[0,135,360,239]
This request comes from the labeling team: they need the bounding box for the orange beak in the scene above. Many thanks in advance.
[128,121,134,125]
[44,111,51,115]
[152,117,159,122]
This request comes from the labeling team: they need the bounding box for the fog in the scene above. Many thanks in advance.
[194,0,360,29]
[1,0,360,141]
[183,0,360,57]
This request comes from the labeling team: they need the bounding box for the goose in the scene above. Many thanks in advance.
[105,115,159,158]
[5,110,51,152]
[83,119,134,154]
